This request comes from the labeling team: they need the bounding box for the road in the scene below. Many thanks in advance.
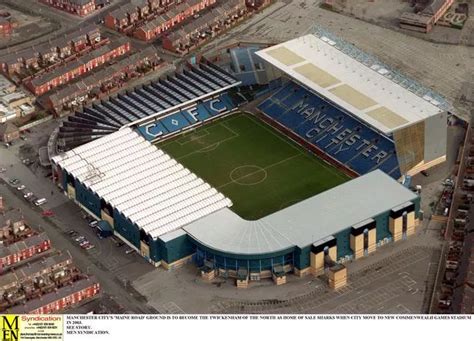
[0,0,131,55]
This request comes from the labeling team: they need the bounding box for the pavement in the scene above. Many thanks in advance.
[132,226,443,314]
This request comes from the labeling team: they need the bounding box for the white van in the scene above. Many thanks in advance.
[34,198,47,206]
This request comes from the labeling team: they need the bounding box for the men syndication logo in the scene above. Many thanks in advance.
[1,315,20,341]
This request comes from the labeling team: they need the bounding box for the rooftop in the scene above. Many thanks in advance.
[256,31,447,134]
[52,128,232,240]
[0,232,49,258]
[7,277,98,314]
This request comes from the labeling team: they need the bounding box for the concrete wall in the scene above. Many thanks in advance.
[424,111,447,163]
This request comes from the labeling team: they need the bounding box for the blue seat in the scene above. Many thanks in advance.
[258,81,401,178]
[160,112,191,133]
[181,103,212,123]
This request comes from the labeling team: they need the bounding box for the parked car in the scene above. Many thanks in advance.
[75,236,86,242]
[443,178,454,186]
[85,244,95,250]
[125,248,135,255]
[17,185,25,191]
[34,198,47,206]
[42,210,54,217]
[89,220,98,228]
[23,192,33,199]
[80,240,90,247]
[68,229,78,236]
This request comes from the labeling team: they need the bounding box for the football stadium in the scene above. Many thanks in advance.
[50,28,449,286]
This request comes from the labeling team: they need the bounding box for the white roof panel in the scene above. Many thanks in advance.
[54,127,232,239]
[256,34,444,134]
[183,170,418,255]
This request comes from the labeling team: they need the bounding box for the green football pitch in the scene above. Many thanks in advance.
[158,113,350,220]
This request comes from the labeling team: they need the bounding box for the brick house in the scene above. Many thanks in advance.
[0,122,19,143]
[105,7,130,30]
[132,0,217,41]
[162,0,247,53]
[27,40,131,96]
[1,25,101,76]
[39,0,99,17]
[0,232,52,270]
[7,277,100,314]
[0,18,13,35]
[46,46,162,114]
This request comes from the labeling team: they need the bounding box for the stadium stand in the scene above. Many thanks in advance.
[56,62,240,151]
[136,92,236,142]
[258,81,402,179]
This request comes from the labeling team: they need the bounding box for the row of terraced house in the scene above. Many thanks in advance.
[39,0,110,17]
[162,0,249,54]
[105,0,218,41]
[0,25,101,77]
[26,39,131,96]
[45,46,163,114]
[0,196,100,314]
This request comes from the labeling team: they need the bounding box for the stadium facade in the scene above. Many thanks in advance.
[50,30,447,281]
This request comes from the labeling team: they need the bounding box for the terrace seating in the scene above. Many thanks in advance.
[135,92,236,141]
[56,62,239,151]
[258,82,401,179]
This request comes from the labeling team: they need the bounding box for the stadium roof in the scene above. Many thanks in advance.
[52,128,232,240]
[183,170,418,255]
[256,33,444,134]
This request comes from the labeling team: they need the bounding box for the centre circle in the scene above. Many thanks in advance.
[229,165,267,186]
